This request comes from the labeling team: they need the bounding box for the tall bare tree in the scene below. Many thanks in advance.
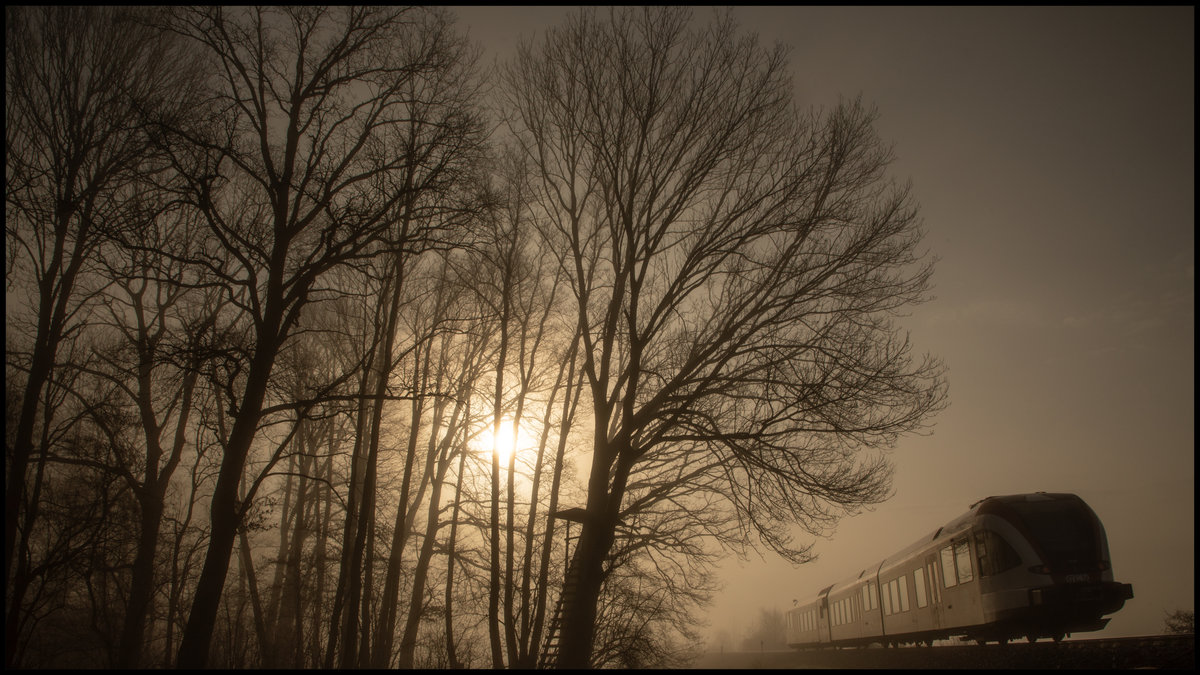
[87,242,226,668]
[146,7,486,667]
[4,7,205,667]
[502,8,947,667]
[4,2,193,606]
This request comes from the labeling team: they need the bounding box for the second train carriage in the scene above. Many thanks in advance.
[785,492,1134,648]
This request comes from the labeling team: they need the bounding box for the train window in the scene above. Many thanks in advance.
[976,529,1022,576]
[898,575,910,612]
[882,583,892,615]
[863,586,870,611]
[955,540,974,583]
[888,580,899,614]
[941,546,958,588]
[914,569,928,608]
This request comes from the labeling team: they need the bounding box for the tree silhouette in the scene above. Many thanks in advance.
[502,7,947,667]
[5,6,950,669]
[148,7,487,667]
[5,7,204,666]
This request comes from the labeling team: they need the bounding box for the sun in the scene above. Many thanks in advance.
[478,418,524,465]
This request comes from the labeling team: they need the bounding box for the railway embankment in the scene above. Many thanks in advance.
[693,634,1195,669]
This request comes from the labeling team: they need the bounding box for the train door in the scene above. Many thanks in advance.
[816,587,832,644]
[925,552,942,632]
[937,535,984,630]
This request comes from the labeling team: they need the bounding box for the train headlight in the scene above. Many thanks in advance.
[1028,564,1051,574]
[1095,561,1110,571]
[1030,589,1044,606]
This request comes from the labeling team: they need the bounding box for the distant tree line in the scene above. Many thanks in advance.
[5,6,945,668]
[1163,609,1193,635]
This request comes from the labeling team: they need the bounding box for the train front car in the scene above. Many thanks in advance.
[971,492,1133,643]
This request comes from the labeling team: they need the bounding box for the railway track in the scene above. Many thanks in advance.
[695,634,1195,669]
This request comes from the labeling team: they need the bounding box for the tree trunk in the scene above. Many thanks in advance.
[371,339,431,668]
[310,445,336,668]
[116,492,165,667]
[395,450,452,668]
[503,397,525,663]
[261,449,298,666]
[554,439,631,669]
[554,514,616,669]
[118,360,199,668]
[176,337,281,668]
[324,367,372,668]
[238,524,269,661]
[488,321,510,667]
[442,437,470,669]
[340,427,379,669]
[272,437,312,668]
[520,339,581,668]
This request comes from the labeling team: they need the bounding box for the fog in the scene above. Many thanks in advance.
[7,7,1187,668]
[456,5,1194,645]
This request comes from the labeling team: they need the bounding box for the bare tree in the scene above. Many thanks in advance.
[393,259,493,668]
[145,7,486,667]
[86,243,225,668]
[4,8,207,667]
[742,607,787,651]
[502,8,947,667]
[4,7,198,638]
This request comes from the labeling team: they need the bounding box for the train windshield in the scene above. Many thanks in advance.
[1005,498,1100,567]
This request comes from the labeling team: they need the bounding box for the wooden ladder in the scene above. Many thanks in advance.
[537,563,580,669]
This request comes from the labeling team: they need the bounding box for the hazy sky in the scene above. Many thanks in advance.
[451,6,1194,641]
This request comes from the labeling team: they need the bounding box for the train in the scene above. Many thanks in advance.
[785,492,1134,648]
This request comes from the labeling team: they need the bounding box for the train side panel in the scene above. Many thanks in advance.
[827,580,867,643]
[785,600,823,647]
[878,558,924,639]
